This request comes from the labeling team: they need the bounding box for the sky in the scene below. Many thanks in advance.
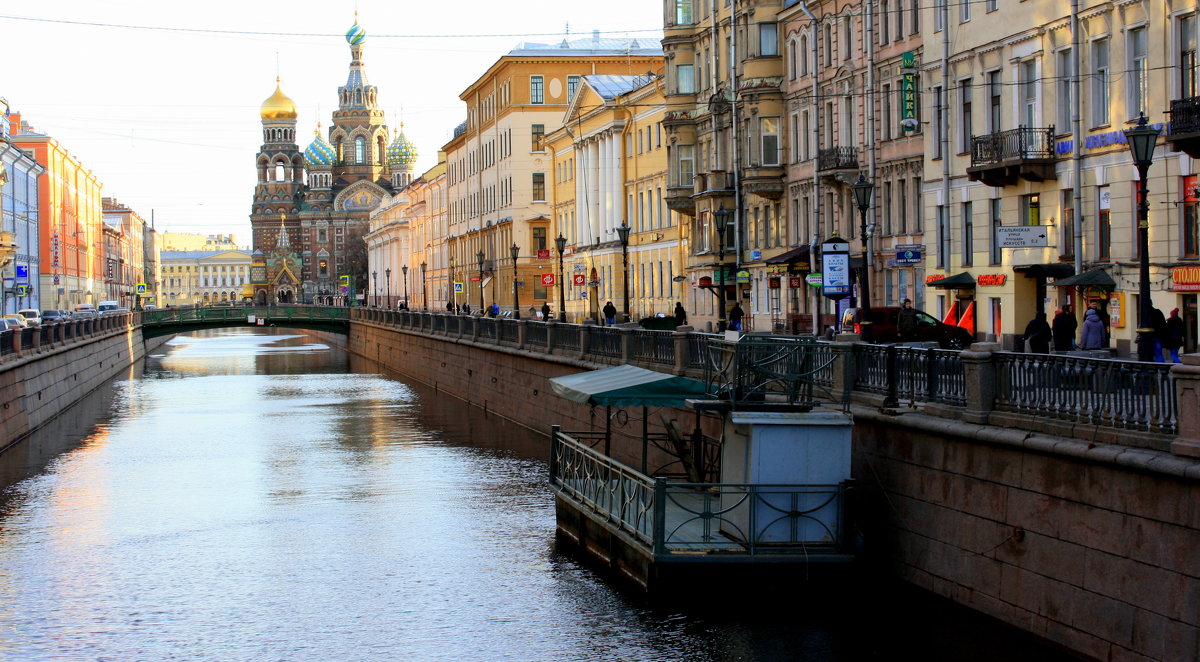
[2,0,662,243]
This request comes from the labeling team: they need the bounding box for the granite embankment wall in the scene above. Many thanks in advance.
[0,325,171,450]
[342,321,1198,662]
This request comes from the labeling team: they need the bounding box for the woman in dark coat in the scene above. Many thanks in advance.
[1023,312,1052,353]
[673,302,687,326]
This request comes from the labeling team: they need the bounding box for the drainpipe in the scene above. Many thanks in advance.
[730,5,743,289]
[941,0,951,296]
[1071,0,1083,280]
[801,2,821,334]
[866,0,877,310]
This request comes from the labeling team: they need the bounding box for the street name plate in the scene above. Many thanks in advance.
[997,226,1049,248]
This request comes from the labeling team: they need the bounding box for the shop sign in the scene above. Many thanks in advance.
[537,249,550,260]
[789,277,805,288]
[805,273,822,287]
[735,270,750,283]
[1109,292,1125,328]
[925,274,945,284]
[895,245,922,265]
[768,277,780,289]
[1185,175,1200,202]
[900,52,918,132]
[1173,265,1200,292]
[572,274,586,285]
[976,274,1007,286]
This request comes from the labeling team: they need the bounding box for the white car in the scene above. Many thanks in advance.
[16,309,40,326]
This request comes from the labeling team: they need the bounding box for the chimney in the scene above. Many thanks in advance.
[6,113,20,136]
[593,29,600,46]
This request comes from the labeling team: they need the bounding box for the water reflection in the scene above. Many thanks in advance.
[0,328,1073,661]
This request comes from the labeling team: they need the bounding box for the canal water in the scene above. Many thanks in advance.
[0,329,1075,661]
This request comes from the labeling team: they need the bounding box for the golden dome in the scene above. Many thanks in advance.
[260,78,297,121]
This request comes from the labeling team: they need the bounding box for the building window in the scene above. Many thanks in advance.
[676,145,695,187]
[960,0,970,22]
[532,173,545,201]
[1020,60,1038,128]
[531,124,544,151]
[1061,189,1075,260]
[567,75,580,101]
[1182,14,1199,98]
[676,64,695,94]
[1184,178,1199,258]
[676,0,693,24]
[910,0,919,34]
[880,0,890,43]
[958,77,972,153]
[823,24,833,65]
[760,22,778,56]
[895,0,905,39]
[530,75,544,104]
[1098,186,1111,261]
[1056,50,1073,132]
[799,35,809,75]
[882,84,893,141]
[841,16,852,60]
[897,179,908,235]
[1128,26,1148,118]
[1092,39,1110,126]
[913,177,922,233]
[1021,193,1040,226]
[883,181,893,235]
[961,201,973,267]
[760,118,780,165]
[935,0,945,32]
[532,227,547,251]
[932,85,943,158]
[989,198,1002,265]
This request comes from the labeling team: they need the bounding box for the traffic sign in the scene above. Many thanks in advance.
[541,274,555,286]
[997,226,1049,248]
[454,281,464,293]
[136,283,147,294]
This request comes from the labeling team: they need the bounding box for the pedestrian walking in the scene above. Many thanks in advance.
[1164,308,1185,363]
[897,298,917,341]
[447,300,455,314]
[603,301,617,326]
[1080,308,1106,350]
[673,302,687,327]
[1023,312,1052,353]
[729,302,744,331]
[488,302,499,318]
[1149,307,1167,362]
[460,302,471,315]
[1052,307,1077,351]
[541,302,552,320]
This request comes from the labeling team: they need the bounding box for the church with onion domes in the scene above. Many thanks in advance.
[248,16,417,302]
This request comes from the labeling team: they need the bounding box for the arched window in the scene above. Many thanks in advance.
[275,162,286,181]
[335,138,344,162]
[355,137,366,164]
[377,135,386,163]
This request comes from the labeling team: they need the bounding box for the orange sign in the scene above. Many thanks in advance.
[1174,265,1200,292]
[976,274,1008,286]
[925,274,945,284]
[1185,175,1200,202]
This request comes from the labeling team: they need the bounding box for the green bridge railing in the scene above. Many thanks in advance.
[141,305,349,326]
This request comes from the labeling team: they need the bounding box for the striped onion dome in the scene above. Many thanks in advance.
[386,128,418,169]
[346,21,366,45]
[304,126,336,166]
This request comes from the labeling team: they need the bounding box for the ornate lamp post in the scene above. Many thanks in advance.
[476,250,485,312]
[509,243,521,318]
[851,174,876,343]
[616,222,631,323]
[714,205,731,332]
[372,270,378,307]
[420,261,427,311]
[385,268,391,309]
[401,264,409,310]
[448,256,456,312]
[555,234,567,322]
[1125,113,1161,362]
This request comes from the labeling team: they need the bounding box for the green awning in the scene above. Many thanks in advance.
[1049,268,1116,288]
[549,365,710,407]
[925,272,977,288]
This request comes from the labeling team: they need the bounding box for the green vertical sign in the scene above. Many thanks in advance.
[901,51,917,132]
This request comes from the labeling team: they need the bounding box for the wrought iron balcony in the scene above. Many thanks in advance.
[1167,96,1200,158]
[966,126,1058,187]
[817,147,858,172]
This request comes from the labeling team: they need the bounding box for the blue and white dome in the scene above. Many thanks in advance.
[387,129,418,169]
[346,21,366,45]
[304,128,336,166]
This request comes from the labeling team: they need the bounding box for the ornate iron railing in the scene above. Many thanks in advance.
[703,335,837,408]
[854,344,966,406]
[994,352,1176,434]
[1169,96,1200,136]
[525,321,548,347]
[142,305,349,325]
[970,126,1056,168]
[476,317,498,342]
[550,427,656,544]
[817,146,858,171]
[497,319,519,344]
[629,329,675,366]
[589,327,623,359]
[551,323,581,352]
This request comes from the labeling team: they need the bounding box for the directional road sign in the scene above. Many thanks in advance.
[997,226,1049,248]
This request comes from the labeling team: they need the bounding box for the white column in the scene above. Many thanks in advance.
[590,138,601,243]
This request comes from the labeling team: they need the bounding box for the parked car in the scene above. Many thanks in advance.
[73,303,96,315]
[840,306,975,349]
[2,314,29,328]
[96,300,120,313]
[143,304,157,311]
[16,309,41,326]
[1,317,22,331]
[41,309,70,322]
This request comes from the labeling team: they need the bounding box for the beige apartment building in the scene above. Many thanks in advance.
[100,197,146,308]
[546,73,678,323]
[364,152,447,310]
[442,36,663,316]
[915,0,1200,353]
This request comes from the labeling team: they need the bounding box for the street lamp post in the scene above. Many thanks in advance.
[449,256,456,312]
[401,264,409,310]
[1125,113,1162,362]
[476,250,485,313]
[385,268,391,309]
[420,261,427,311]
[616,223,630,323]
[555,234,567,322]
[509,243,521,319]
[714,205,731,332]
[851,175,876,343]
[372,270,378,307]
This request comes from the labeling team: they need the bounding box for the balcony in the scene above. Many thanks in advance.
[817,147,859,185]
[1167,96,1200,158]
[741,165,785,200]
[966,127,1058,187]
[665,184,696,215]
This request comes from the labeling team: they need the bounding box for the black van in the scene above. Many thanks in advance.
[840,306,975,349]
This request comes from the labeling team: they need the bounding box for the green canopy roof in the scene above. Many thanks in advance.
[549,364,710,407]
[1049,268,1116,288]
[925,272,977,288]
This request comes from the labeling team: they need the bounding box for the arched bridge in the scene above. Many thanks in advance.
[140,305,350,339]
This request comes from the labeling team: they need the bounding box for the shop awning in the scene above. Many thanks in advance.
[1049,268,1116,288]
[925,272,977,288]
[1014,263,1075,279]
[765,245,811,264]
[549,365,710,407]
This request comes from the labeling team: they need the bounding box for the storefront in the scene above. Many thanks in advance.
[1172,265,1200,353]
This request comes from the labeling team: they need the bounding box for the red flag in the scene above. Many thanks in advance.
[957,301,976,333]
[942,302,958,326]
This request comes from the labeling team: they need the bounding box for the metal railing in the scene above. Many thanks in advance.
[141,305,349,325]
[497,319,519,344]
[589,326,622,359]
[550,428,849,558]
[629,329,675,366]
[1169,96,1200,136]
[970,126,1057,168]
[817,146,858,171]
[704,335,836,408]
[994,352,1177,434]
[854,344,966,406]
[525,321,549,347]
[551,323,581,352]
